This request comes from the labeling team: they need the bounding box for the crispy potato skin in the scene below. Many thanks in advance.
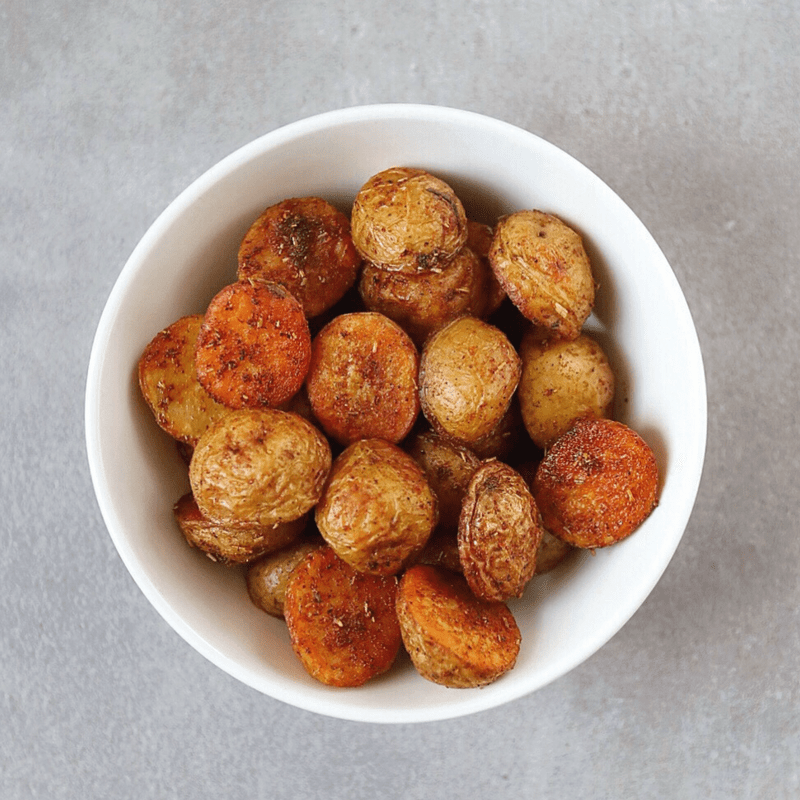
[396,565,520,688]
[351,167,468,273]
[532,416,659,548]
[315,439,438,575]
[189,408,332,528]
[458,461,544,602]
[284,547,402,687]
[138,315,230,445]
[489,210,595,340]
[419,316,522,444]
[305,312,420,445]
[518,330,615,448]
[237,197,361,318]
[173,493,305,565]
[195,280,311,409]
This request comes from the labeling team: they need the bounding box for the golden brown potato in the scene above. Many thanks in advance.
[194,280,311,409]
[189,408,331,528]
[351,167,468,273]
[406,430,481,533]
[138,315,230,445]
[532,416,659,549]
[466,221,505,318]
[396,564,521,688]
[315,438,438,575]
[237,197,362,318]
[518,330,615,448]
[419,316,521,445]
[535,529,575,574]
[284,546,402,687]
[173,493,305,565]
[458,460,544,602]
[305,312,420,445]
[488,210,595,340]
[245,536,324,617]
[358,246,485,346]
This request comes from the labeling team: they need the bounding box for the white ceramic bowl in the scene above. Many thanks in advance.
[86,104,706,723]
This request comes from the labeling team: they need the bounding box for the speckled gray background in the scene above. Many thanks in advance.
[2,1,798,797]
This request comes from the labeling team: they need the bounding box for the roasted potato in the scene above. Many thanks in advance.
[535,530,575,574]
[315,438,438,575]
[414,528,462,573]
[467,397,525,461]
[138,314,230,445]
[458,460,544,602]
[173,492,306,565]
[532,416,659,549]
[351,167,468,273]
[466,221,505,318]
[237,196,362,318]
[419,316,521,444]
[284,546,402,687]
[488,210,595,340]
[305,311,420,445]
[396,564,521,688]
[189,408,331,528]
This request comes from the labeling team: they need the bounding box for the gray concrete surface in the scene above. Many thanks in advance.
[2,1,798,797]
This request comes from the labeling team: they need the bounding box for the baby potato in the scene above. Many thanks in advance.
[189,408,332,528]
[518,329,615,448]
[173,493,306,565]
[458,460,544,602]
[194,280,311,409]
[532,416,659,549]
[419,316,522,445]
[396,564,521,688]
[351,167,468,273]
[138,314,230,446]
[467,397,524,461]
[237,196,361,318]
[305,311,420,445]
[315,438,438,575]
[489,210,595,340]
[535,530,575,575]
[284,546,402,687]
[466,221,505,318]
[358,246,485,346]
[245,536,324,617]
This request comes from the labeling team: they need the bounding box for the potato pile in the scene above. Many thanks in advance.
[138,167,660,689]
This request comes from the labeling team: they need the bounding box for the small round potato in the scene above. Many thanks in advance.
[466,221,505,318]
[351,167,468,273]
[315,438,438,575]
[189,408,332,528]
[532,416,659,549]
[489,210,595,340]
[518,330,616,448]
[305,312,420,445]
[458,461,544,602]
[173,493,306,565]
[237,196,362,318]
[419,316,522,445]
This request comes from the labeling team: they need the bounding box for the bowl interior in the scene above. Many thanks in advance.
[86,105,706,723]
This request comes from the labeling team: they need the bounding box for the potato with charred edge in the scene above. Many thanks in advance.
[315,438,438,575]
[305,312,420,446]
[195,280,311,409]
[284,546,402,687]
[532,416,659,549]
[138,315,230,446]
[458,461,544,602]
[419,316,521,445]
[397,564,520,688]
[173,493,306,565]
[351,167,468,273]
[489,210,595,340]
[189,408,331,528]
[238,197,362,318]
[518,329,615,448]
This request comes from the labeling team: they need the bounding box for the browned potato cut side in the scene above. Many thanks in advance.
[237,197,361,318]
[195,280,311,409]
[284,547,402,687]
[396,565,520,688]
[138,315,230,445]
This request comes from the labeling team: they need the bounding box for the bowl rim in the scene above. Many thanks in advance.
[86,103,707,723]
